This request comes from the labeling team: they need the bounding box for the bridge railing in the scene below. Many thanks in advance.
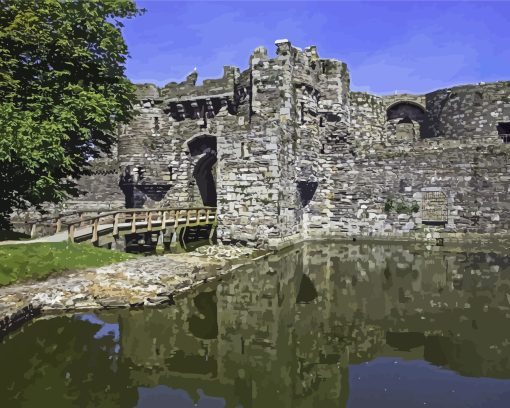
[11,208,122,238]
[63,207,218,243]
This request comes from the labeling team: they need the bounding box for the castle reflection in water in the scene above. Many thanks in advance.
[121,242,510,407]
[2,242,510,407]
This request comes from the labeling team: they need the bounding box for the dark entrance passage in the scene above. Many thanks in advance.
[296,180,318,207]
[497,122,510,144]
[193,153,217,206]
[188,135,217,207]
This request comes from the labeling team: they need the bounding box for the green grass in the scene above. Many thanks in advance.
[0,242,138,287]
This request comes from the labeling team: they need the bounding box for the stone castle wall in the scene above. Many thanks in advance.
[10,149,124,230]
[344,83,510,239]
[18,41,510,246]
[69,149,125,210]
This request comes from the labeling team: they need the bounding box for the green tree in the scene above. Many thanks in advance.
[0,0,143,228]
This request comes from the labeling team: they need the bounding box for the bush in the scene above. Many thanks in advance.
[384,196,419,215]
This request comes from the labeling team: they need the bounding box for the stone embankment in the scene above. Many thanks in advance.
[0,245,258,340]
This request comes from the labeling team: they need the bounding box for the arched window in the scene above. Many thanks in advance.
[387,102,425,123]
[387,102,426,140]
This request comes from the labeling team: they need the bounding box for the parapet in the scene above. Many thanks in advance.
[160,66,239,102]
[424,80,510,140]
[134,83,160,100]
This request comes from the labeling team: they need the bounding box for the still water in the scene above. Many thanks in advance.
[2,242,510,407]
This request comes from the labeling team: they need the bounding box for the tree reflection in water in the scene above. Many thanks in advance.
[1,242,510,407]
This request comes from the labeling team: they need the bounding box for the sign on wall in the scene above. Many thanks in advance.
[422,191,448,223]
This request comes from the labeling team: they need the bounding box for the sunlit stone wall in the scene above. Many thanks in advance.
[345,81,510,238]
[18,42,510,246]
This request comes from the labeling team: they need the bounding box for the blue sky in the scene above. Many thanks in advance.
[122,1,510,95]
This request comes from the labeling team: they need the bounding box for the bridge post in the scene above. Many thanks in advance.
[131,213,136,233]
[176,226,187,251]
[68,224,75,242]
[111,236,126,252]
[209,223,217,244]
[92,218,99,244]
[163,230,173,251]
[161,211,167,229]
[30,223,37,239]
[155,230,165,253]
[144,232,153,246]
[147,211,152,231]
[113,213,120,236]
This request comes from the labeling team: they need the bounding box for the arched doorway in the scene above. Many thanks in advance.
[187,135,217,207]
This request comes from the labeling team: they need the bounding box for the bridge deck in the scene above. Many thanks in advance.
[2,208,217,246]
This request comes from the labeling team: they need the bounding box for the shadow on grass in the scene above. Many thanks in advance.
[0,230,31,242]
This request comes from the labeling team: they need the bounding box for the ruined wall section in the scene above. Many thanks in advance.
[68,146,124,210]
[212,61,278,244]
[424,81,510,142]
[311,90,390,238]
[160,66,237,99]
[349,92,386,150]
[221,41,353,245]
[161,65,243,209]
[349,92,420,148]
[118,69,245,210]
[340,82,510,239]
[117,97,173,207]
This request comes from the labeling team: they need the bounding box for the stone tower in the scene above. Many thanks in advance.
[118,40,351,246]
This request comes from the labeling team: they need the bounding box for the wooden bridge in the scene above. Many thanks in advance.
[8,207,218,248]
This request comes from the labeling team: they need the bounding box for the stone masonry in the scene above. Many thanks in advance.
[28,40,510,246]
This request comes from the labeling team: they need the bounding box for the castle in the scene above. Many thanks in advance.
[62,40,510,247]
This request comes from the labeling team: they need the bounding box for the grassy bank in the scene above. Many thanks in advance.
[0,242,137,287]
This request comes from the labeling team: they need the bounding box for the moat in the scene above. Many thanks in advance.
[2,241,510,407]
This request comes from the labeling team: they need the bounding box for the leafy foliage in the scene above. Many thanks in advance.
[0,0,143,228]
[384,196,420,215]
